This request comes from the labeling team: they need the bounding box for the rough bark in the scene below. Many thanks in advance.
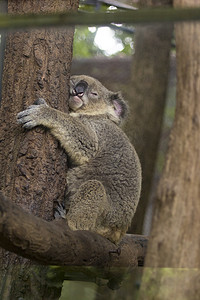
[125,23,172,234]
[138,0,200,299]
[0,0,7,101]
[0,1,78,299]
[145,0,200,271]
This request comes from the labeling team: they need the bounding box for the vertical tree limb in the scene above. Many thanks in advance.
[138,0,200,299]
[125,8,173,234]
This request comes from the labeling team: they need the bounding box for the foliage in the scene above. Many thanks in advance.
[113,26,134,55]
[73,0,135,57]
[73,27,104,57]
[73,25,134,57]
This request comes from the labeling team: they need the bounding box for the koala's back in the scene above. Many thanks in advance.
[66,115,141,240]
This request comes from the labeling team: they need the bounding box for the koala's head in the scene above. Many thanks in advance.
[69,75,128,124]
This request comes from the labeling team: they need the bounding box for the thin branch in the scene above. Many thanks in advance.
[0,8,200,29]
[0,192,148,267]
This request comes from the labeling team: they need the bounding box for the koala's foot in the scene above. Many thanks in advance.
[54,202,66,219]
[67,180,108,232]
[109,247,121,256]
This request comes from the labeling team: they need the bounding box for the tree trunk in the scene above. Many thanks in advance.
[138,0,200,299]
[0,1,78,299]
[125,21,172,234]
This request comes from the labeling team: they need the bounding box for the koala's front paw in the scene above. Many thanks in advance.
[17,98,48,129]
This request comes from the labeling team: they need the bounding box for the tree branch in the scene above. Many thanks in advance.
[0,192,147,268]
[0,7,200,29]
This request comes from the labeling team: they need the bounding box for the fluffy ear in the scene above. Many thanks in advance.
[110,92,128,120]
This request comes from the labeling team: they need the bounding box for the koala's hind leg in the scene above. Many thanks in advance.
[66,180,109,232]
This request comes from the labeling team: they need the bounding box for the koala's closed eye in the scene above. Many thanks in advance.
[91,92,98,96]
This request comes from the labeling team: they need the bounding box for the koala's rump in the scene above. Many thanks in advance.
[66,122,141,229]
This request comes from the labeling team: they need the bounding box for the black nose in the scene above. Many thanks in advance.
[74,80,88,96]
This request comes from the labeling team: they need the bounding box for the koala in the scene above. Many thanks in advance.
[17,75,141,244]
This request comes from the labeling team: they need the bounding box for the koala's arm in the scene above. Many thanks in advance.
[17,99,98,164]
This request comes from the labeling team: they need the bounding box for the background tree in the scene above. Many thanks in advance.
[126,21,173,234]
[0,0,78,299]
[138,0,200,299]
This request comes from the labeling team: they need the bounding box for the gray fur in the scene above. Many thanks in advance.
[17,75,141,243]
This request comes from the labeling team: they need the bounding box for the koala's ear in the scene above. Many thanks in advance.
[110,92,128,120]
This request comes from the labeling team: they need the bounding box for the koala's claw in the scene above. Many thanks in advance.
[17,100,48,129]
[17,107,38,128]
[54,202,66,219]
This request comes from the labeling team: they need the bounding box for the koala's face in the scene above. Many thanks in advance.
[69,75,128,123]
[69,75,108,112]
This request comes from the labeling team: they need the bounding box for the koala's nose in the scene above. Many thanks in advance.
[74,85,85,97]
[73,81,88,97]
[71,89,76,96]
